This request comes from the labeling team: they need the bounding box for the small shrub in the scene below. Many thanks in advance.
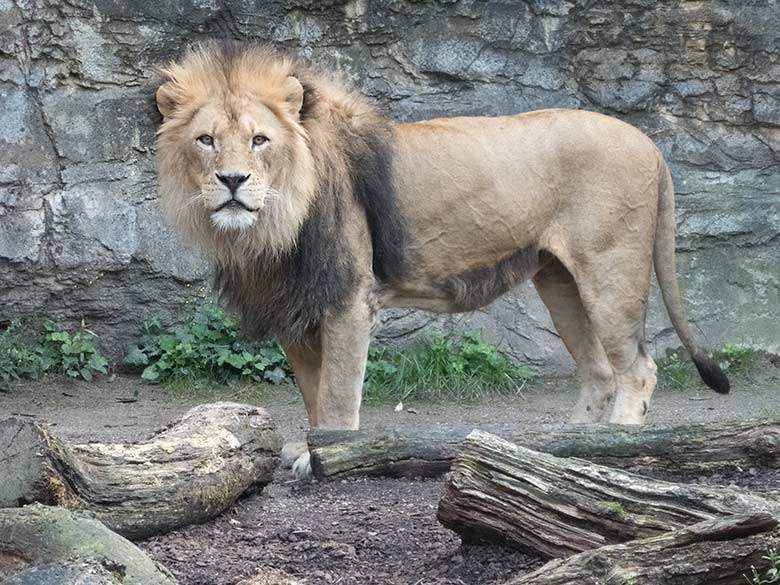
[657,343,756,391]
[38,320,108,381]
[656,350,694,390]
[124,304,292,385]
[363,330,534,403]
[0,319,108,389]
[747,549,780,584]
[714,343,755,374]
[0,320,43,389]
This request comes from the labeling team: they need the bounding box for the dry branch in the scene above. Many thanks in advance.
[309,418,780,480]
[512,513,780,585]
[0,504,177,585]
[0,402,280,539]
[437,430,780,558]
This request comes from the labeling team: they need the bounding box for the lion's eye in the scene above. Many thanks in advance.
[252,135,269,147]
[197,135,214,147]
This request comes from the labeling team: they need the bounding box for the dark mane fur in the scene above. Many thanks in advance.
[294,76,406,283]
[215,193,357,342]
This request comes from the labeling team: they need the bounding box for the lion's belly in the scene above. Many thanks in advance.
[380,244,550,314]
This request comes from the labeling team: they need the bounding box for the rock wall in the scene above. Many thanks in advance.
[1,0,778,371]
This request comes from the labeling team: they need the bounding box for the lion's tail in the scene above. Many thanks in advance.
[653,157,730,394]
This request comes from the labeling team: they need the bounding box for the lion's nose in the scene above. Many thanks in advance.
[216,173,251,195]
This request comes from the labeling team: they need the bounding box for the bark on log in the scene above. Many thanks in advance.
[0,504,177,585]
[0,402,280,539]
[437,430,780,558]
[1,560,125,585]
[309,418,780,480]
[512,513,780,585]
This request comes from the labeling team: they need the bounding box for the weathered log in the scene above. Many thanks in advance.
[512,513,780,585]
[0,504,176,585]
[437,430,780,558]
[0,402,280,539]
[1,560,125,585]
[309,418,780,480]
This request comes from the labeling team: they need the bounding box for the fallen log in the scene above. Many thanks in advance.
[0,402,280,539]
[512,513,780,585]
[0,504,177,585]
[1,560,125,585]
[437,430,780,558]
[308,418,780,480]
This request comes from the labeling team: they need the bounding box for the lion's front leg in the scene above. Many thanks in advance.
[281,336,322,476]
[284,295,373,479]
[315,296,373,430]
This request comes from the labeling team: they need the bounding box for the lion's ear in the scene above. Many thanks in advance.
[282,76,304,119]
[156,82,178,119]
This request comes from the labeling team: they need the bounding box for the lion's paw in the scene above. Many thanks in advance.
[291,450,312,480]
[280,441,308,469]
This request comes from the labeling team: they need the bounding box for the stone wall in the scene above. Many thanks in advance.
[1,0,778,371]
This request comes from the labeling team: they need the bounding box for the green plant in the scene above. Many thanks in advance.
[0,319,108,389]
[363,330,534,403]
[38,320,108,381]
[747,549,780,584]
[0,320,43,389]
[125,304,292,385]
[656,350,694,390]
[657,343,756,391]
[714,343,755,374]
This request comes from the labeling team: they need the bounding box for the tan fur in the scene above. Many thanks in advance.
[155,45,725,445]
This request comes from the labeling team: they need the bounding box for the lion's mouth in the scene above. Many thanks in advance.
[215,199,257,213]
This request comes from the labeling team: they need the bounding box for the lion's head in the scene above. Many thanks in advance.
[153,43,406,340]
[154,44,320,260]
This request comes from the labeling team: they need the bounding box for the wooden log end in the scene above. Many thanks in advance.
[0,417,80,509]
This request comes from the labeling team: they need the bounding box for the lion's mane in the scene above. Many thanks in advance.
[154,43,406,341]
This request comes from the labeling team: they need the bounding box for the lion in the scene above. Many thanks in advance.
[153,42,729,476]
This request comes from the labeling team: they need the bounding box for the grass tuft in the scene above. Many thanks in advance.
[656,350,695,390]
[713,343,755,374]
[656,343,757,391]
[363,330,534,404]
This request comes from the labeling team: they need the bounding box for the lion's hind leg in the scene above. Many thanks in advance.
[571,252,658,425]
[533,258,616,423]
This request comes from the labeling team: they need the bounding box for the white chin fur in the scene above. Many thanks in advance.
[210,209,257,233]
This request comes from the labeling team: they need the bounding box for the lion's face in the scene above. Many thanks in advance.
[154,48,317,257]
[185,98,292,233]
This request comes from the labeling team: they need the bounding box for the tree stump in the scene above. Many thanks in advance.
[0,402,280,539]
[512,513,780,585]
[0,504,176,585]
[308,418,780,480]
[437,430,780,558]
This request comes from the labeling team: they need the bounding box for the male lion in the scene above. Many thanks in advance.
[153,43,729,475]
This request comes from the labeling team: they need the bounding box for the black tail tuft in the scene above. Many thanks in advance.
[692,351,730,394]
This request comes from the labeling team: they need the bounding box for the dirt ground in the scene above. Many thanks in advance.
[2,358,779,584]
